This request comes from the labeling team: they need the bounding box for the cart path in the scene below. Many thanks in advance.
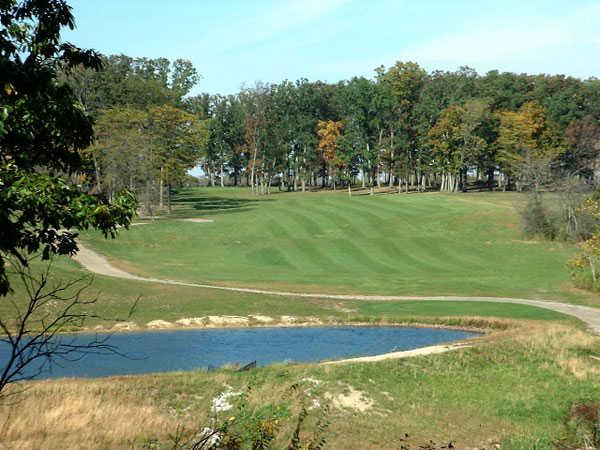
[73,243,600,334]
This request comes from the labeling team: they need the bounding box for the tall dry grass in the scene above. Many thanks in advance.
[511,323,600,379]
[0,379,181,450]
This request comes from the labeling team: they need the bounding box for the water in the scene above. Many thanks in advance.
[1,326,478,379]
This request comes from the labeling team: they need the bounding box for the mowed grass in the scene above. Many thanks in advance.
[82,188,584,301]
[1,255,574,330]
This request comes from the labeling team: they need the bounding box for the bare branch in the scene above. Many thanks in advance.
[0,254,138,398]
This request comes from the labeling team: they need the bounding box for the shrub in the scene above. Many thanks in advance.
[520,195,557,240]
[144,385,329,449]
[559,401,600,449]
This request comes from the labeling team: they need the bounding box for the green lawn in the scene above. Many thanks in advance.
[2,255,574,331]
[82,187,585,302]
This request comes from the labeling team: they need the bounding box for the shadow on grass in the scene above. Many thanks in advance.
[170,195,273,216]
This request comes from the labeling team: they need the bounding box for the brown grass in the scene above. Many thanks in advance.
[0,379,181,450]
[511,323,600,379]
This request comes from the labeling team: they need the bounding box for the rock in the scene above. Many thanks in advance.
[301,377,322,385]
[249,315,274,323]
[304,316,323,324]
[112,321,137,331]
[207,315,249,326]
[280,315,297,324]
[146,320,174,329]
[176,317,206,327]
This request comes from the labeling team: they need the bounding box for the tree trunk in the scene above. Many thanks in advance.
[159,167,164,208]
[251,142,258,194]
[487,167,495,190]
[92,152,102,193]
[167,183,171,214]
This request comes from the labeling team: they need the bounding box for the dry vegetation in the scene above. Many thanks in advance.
[0,380,184,449]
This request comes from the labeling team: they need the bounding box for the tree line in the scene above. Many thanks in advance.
[186,64,600,196]
[68,58,600,210]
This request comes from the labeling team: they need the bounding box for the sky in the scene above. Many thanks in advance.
[63,0,600,96]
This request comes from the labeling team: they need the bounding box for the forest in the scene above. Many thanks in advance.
[71,56,600,209]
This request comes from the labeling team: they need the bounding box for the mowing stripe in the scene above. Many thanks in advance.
[73,243,600,335]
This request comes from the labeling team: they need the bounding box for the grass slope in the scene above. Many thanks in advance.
[82,188,583,301]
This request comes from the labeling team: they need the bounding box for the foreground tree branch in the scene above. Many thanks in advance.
[0,255,136,397]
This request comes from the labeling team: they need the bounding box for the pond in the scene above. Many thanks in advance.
[1,326,479,379]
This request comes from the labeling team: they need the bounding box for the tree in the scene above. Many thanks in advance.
[564,115,600,181]
[62,54,199,114]
[496,101,564,193]
[90,106,148,198]
[240,83,273,194]
[428,102,487,192]
[337,77,377,193]
[147,105,207,210]
[570,239,600,283]
[0,0,136,392]
[317,119,343,191]
[376,61,427,192]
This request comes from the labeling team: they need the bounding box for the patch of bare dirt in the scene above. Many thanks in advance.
[325,385,374,413]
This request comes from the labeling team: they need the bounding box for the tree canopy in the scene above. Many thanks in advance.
[0,0,136,295]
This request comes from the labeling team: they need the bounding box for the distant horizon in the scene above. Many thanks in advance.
[62,0,600,96]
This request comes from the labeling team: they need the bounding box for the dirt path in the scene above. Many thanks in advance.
[73,243,600,334]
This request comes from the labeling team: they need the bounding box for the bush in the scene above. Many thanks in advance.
[558,401,600,449]
[520,195,557,240]
[144,384,329,450]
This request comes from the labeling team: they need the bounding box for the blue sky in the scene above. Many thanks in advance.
[63,0,600,95]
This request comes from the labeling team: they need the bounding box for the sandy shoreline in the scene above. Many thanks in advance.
[323,342,473,364]
[69,318,492,336]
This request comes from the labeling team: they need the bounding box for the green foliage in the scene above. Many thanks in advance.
[89,104,208,212]
[520,195,556,240]
[497,101,565,191]
[561,401,600,448]
[64,54,199,114]
[0,0,136,295]
[147,385,329,450]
